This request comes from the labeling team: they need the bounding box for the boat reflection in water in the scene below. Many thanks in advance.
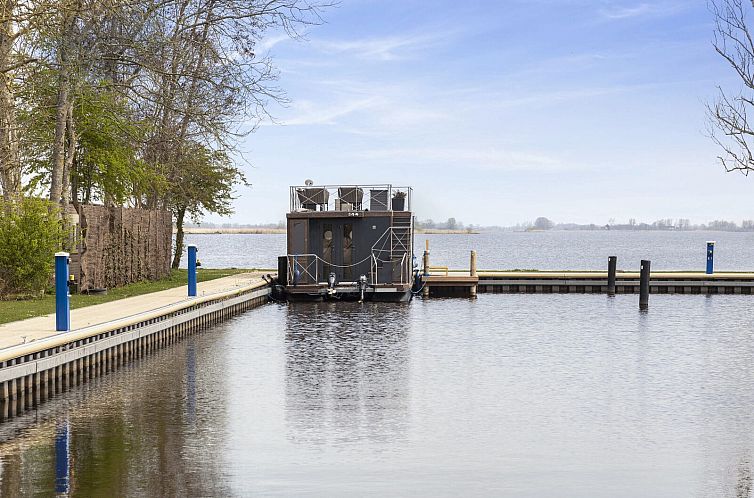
[284,301,411,445]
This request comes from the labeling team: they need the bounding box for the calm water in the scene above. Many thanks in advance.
[182,230,754,271]
[2,294,754,496]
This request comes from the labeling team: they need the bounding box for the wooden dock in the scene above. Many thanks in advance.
[0,273,271,419]
[423,270,754,296]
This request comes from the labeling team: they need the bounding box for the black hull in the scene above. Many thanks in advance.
[281,287,413,303]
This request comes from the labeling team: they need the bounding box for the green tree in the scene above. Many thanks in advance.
[169,143,247,268]
[534,217,554,230]
[0,197,67,295]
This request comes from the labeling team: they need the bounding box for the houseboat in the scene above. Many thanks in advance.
[277,183,416,302]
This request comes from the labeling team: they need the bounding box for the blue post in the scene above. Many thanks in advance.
[706,241,715,275]
[188,244,197,297]
[55,252,70,332]
[54,421,70,494]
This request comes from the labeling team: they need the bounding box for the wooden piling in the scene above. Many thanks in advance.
[470,250,477,297]
[640,260,650,310]
[607,256,617,296]
[422,240,430,297]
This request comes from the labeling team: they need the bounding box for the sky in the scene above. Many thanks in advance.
[212,0,754,227]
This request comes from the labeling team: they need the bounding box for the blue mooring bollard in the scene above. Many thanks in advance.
[706,241,715,275]
[55,252,70,332]
[188,244,198,297]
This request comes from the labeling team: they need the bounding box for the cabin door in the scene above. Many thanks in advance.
[321,222,354,283]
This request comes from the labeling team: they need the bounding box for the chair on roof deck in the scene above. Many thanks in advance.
[338,187,363,211]
[296,188,330,211]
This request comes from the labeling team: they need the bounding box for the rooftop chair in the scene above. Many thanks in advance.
[296,188,330,211]
[338,187,364,211]
[369,189,389,211]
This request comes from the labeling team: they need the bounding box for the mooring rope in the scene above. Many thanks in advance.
[290,253,397,269]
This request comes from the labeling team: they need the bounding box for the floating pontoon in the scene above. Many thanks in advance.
[277,183,415,302]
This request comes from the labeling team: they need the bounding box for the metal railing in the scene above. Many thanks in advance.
[369,227,412,285]
[289,184,412,213]
[286,254,319,285]
[285,226,412,287]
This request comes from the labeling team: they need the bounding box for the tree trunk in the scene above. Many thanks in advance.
[61,103,75,210]
[0,1,20,203]
[49,11,76,205]
[49,79,70,204]
[171,206,186,269]
[0,78,19,203]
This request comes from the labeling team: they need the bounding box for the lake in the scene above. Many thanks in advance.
[1,294,754,496]
[181,230,754,271]
[2,231,754,496]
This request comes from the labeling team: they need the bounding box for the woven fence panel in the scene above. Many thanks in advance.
[75,205,172,291]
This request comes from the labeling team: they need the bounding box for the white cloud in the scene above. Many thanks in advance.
[281,97,381,126]
[272,75,452,131]
[312,31,448,61]
[354,146,588,173]
[599,2,686,20]
[257,34,290,53]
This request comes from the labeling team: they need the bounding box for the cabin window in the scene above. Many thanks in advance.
[323,224,333,276]
[343,224,353,281]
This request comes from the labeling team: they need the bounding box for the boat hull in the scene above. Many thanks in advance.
[280,284,413,303]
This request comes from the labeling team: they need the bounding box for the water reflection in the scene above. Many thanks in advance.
[2,296,754,495]
[284,302,410,446]
[186,341,196,423]
[54,420,70,495]
[0,339,232,496]
[695,296,754,497]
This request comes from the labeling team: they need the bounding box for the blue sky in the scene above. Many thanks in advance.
[217,0,753,226]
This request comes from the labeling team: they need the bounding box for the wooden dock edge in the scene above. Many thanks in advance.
[423,271,754,297]
[0,280,272,420]
[475,273,754,295]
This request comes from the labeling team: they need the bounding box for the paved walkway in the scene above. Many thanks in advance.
[0,272,268,351]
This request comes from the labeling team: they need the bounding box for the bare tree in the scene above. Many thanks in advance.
[7,0,329,221]
[708,0,754,175]
[0,0,46,202]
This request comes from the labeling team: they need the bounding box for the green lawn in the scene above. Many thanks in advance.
[0,268,254,325]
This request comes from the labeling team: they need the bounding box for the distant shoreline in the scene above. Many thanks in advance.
[417,229,479,234]
[180,227,479,235]
[182,227,285,234]
[177,227,753,235]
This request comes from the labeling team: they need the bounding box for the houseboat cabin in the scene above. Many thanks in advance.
[278,184,415,302]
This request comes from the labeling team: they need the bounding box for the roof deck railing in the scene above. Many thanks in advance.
[289,184,412,213]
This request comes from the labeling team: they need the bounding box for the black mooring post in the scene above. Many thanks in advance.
[639,260,651,310]
[607,256,617,296]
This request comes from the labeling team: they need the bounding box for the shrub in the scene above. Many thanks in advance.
[0,198,67,297]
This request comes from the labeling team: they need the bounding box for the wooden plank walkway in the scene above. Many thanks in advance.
[475,271,754,280]
[0,272,268,352]
[423,270,754,296]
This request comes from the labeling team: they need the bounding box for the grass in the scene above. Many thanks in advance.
[0,268,254,325]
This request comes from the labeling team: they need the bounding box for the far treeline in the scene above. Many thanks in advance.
[0,0,327,295]
[513,217,754,232]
